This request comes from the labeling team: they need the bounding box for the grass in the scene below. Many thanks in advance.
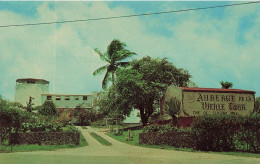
[107,129,260,158]
[0,132,88,153]
[90,132,112,146]
[81,126,88,129]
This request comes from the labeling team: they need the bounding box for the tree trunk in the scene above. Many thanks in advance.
[112,71,115,86]
[139,108,148,126]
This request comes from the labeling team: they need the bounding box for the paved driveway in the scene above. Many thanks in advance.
[0,126,259,164]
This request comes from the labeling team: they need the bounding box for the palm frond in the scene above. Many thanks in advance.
[107,39,126,59]
[93,65,108,76]
[94,48,109,63]
[115,50,136,61]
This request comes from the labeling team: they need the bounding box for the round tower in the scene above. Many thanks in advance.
[14,78,49,107]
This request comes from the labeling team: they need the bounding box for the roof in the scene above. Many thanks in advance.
[16,78,49,84]
[181,87,255,94]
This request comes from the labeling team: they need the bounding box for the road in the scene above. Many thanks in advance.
[0,126,259,164]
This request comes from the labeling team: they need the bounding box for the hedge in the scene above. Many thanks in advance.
[139,114,260,153]
[139,131,194,148]
[191,114,260,153]
[9,132,80,145]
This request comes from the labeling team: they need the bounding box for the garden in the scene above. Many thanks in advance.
[0,97,87,153]
[107,114,260,157]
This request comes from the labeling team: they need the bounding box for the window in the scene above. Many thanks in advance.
[56,96,61,100]
[75,97,79,100]
[47,95,52,100]
[27,81,35,84]
[83,96,88,100]
[65,96,70,101]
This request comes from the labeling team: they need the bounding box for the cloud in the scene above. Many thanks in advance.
[0,1,259,101]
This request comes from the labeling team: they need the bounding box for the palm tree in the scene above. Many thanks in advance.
[220,81,233,89]
[93,39,136,89]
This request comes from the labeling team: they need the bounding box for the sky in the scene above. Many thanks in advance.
[0,1,260,101]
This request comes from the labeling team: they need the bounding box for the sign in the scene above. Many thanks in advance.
[183,91,254,116]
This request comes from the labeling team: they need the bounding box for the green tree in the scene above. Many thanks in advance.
[111,56,191,126]
[39,100,58,117]
[93,39,136,89]
[254,97,260,113]
[0,97,23,145]
[220,81,233,89]
[165,97,181,126]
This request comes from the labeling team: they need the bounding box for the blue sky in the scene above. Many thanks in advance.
[0,1,259,101]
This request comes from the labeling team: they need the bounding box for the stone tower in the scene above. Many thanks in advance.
[14,78,49,106]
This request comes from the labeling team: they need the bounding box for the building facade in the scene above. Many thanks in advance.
[15,78,49,106]
[14,78,93,109]
[41,93,92,109]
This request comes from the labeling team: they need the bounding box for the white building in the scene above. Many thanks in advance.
[14,78,93,109]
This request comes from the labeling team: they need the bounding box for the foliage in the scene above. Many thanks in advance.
[220,81,233,89]
[165,97,181,126]
[254,97,260,113]
[191,114,260,153]
[0,97,24,145]
[73,106,97,126]
[91,120,107,127]
[25,96,34,112]
[39,100,58,117]
[20,122,63,133]
[110,56,191,126]
[0,131,87,153]
[143,123,191,133]
[93,39,136,89]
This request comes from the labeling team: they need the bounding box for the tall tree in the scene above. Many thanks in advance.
[93,39,136,89]
[220,81,233,89]
[111,56,191,126]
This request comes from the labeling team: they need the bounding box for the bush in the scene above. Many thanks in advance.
[191,114,260,153]
[0,98,24,145]
[39,100,58,117]
[143,123,191,133]
[91,120,107,127]
[20,122,63,133]
[73,106,98,126]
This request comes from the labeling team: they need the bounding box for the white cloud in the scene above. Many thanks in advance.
[0,1,259,101]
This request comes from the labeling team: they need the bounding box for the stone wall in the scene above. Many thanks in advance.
[9,132,80,145]
[139,131,194,148]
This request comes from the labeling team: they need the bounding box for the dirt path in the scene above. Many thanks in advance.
[0,126,259,164]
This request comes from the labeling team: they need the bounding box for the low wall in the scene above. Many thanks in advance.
[139,131,194,148]
[9,132,80,145]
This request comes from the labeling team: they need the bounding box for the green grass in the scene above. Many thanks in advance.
[90,132,112,146]
[107,129,142,146]
[107,129,260,158]
[81,126,88,129]
[0,132,88,153]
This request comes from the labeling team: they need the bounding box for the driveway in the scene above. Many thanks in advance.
[0,126,259,164]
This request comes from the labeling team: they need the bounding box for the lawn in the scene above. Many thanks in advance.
[107,129,260,158]
[0,132,88,153]
[90,132,112,146]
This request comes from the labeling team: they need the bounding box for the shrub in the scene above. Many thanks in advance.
[39,100,58,117]
[20,122,63,133]
[91,120,107,127]
[191,114,260,153]
[0,98,24,145]
[143,123,191,133]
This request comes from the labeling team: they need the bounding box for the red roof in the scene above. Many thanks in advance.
[181,87,255,94]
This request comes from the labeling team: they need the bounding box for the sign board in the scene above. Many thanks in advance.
[162,86,255,117]
[183,91,254,116]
